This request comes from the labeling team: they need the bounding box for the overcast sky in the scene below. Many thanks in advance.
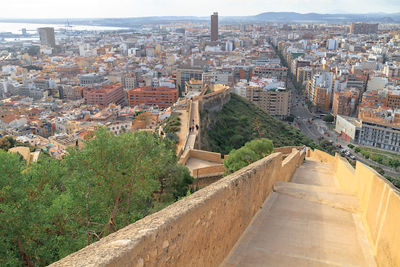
[2,0,400,19]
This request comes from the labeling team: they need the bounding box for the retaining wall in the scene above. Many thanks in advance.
[51,148,304,267]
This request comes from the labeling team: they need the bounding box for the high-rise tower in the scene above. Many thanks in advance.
[38,27,56,48]
[211,12,218,42]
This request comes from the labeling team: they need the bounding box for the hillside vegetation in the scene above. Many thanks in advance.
[202,93,316,155]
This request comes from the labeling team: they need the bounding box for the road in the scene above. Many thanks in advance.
[288,80,400,177]
[289,81,320,141]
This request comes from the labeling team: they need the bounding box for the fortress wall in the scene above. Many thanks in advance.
[335,155,357,195]
[274,146,304,155]
[198,88,231,113]
[309,149,400,267]
[178,149,190,165]
[51,150,305,267]
[192,164,225,177]
[189,149,224,163]
[309,149,335,164]
[279,150,303,182]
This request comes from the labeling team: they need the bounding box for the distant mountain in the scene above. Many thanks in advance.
[251,12,400,23]
[1,12,400,27]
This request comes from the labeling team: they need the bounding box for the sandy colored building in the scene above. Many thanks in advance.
[246,86,291,118]
[332,90,360,117]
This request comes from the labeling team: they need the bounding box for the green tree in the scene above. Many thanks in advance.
[0,136,16,151]
[0,128,193,266]
[224,147,259,174]
[323,114,334,123]
[224,138,274,174]
[244,138,274,159]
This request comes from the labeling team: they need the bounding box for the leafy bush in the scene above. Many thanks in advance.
[347,144,355,149]
[224,138,274,174]
[323,114,334,123]
[244,138,274,158]
[354,147,361,153]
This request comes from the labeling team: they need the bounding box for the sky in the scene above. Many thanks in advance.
[1,0,400,19]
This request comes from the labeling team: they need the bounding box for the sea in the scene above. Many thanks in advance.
[0,22,127,40]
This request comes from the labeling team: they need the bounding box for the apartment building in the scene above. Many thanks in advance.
[332,90,360,117]
[359,121,400,152]
[350,23,379,34]
[253,66,288,82]
[128,86,178,109]
[83,84,125,108]
[246,86,291,118]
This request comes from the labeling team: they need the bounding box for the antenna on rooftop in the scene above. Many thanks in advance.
[65,19,72,35]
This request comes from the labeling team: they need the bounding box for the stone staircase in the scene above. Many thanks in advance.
[222,158,377,267]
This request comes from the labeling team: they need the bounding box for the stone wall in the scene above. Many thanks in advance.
[279,149,305,182]
[192,164,225,177]
[197,88,231,113]
[309,149,400,267]
[178,149,224,166]
[274,146,305,157]
[51,148,305,267]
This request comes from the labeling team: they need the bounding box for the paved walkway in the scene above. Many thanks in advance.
[222,158,376,267]
[185,158,221,173]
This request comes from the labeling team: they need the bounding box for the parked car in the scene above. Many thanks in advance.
[350,155,356,160]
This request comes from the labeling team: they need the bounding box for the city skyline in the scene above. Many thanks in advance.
[1,0,399,19]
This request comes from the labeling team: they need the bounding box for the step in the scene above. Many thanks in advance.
[273,182,360,213]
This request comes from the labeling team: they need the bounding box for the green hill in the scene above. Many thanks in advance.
[200,93,316,155]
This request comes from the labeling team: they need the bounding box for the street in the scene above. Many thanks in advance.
[288,80,400,177]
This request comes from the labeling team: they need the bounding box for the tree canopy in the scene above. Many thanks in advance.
[323,114,334,123]
[224,138,274,174]
[0,128,192,266]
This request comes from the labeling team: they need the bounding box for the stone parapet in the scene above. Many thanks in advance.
[309,149,400,267]
[51,148,305,267]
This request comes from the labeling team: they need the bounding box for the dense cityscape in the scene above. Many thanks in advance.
[1,5,400,266]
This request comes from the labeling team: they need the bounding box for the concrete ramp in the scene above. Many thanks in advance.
[222,159,376,267]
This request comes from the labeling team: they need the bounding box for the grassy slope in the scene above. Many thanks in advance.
[203,93,316,155]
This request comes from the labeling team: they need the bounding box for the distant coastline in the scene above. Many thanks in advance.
[1,12,399,26]
[0,22,128,35]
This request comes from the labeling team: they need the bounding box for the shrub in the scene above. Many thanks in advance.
[224,138,274,174]
[323,114,334,123]
[244,138,274,158]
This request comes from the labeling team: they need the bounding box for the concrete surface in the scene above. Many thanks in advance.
[222,159,376,267]
[185,158,221,172]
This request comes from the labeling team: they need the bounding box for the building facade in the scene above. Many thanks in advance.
[211,12,218,42]
[83,84,125,108]
[350,23,379,34]
[38,27,56,48]
[332,90,359,117]
[246,86,291,118]
[359,121,400,152]
[128,86,178,109]
[176,67,204,94]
